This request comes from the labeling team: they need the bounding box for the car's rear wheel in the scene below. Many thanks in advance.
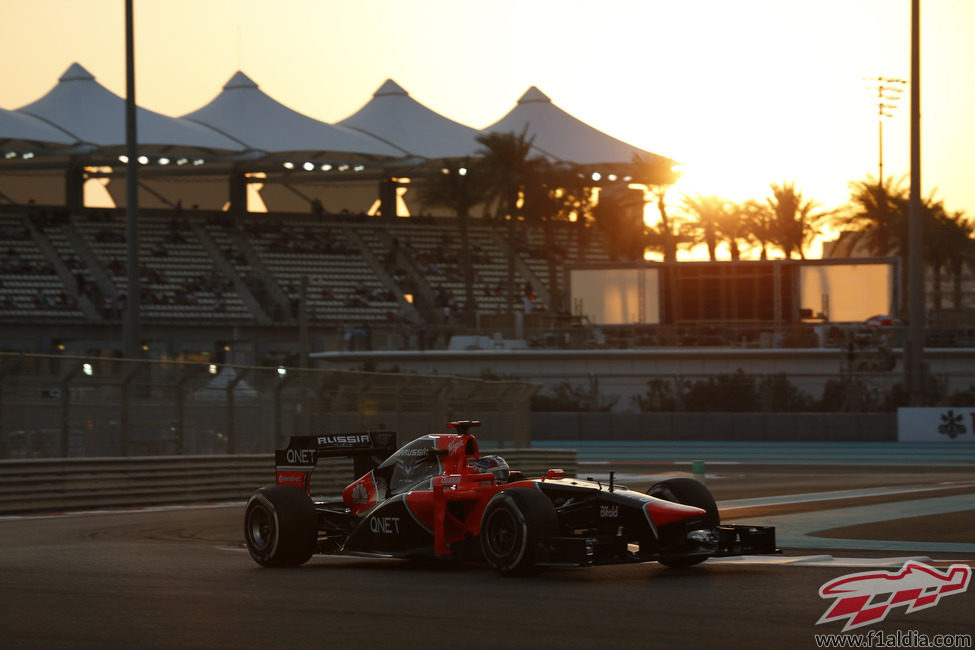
[647,478,719,568]
[244,485,317,567]
[480,488,558,576]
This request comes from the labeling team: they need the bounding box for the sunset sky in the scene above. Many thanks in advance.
[3,0,974,237]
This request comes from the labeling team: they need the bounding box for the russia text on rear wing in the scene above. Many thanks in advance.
[274,431,398,491]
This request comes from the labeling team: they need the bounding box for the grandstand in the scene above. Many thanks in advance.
[0,201,613,360]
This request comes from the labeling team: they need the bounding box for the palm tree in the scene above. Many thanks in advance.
[766,182,825,259]
[417,158,487,324]
[591,182,647,261]
[716,202,753,261]
[475,129,543,316]
[629,152,682,262]
[681,194,730,261]
[833,176,906,257]
[739,198,775,260]
[833,176,964,315]
[526,161,598,310]
[932,210,975,310]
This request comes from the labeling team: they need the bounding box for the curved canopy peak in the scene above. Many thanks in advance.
[374,79,409,98]
[223,71,259,91]
[58,62,96,83]
[517,86,551,104]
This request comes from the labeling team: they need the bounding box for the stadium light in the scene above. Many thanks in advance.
[118,155,129,164]
[283,161,295,170]
[302,162,315,171]
[82,363,93,376]
[320,163,332,171]
[591,172,601,182]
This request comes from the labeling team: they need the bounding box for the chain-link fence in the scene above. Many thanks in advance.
[0,352,539,459]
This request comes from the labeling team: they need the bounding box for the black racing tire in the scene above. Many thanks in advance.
[479,488,558,576]
[244,485,317,567]
[647,478,719,568]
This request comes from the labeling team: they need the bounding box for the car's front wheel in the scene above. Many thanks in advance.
[647,477,719,568]
[244,485,317,567]
[480,488,558,576]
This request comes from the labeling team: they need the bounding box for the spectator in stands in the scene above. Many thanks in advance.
[95,227,124,243]
[360,322,372,350]
[167,213,189,244]
[311,199,324,220]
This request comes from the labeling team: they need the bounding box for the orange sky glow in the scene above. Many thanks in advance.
[3,0,973,261]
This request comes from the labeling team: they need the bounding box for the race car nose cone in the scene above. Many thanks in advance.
[646,499,707,527]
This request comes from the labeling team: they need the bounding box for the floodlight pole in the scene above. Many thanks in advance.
[123,0,141,359]
[907,0,925,405]
[867,77,905,182]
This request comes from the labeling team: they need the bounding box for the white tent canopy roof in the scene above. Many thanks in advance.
[183,71,404,159]
[0,106,75,148]
[15,63,241,152]
[482,86,668,167]
[338,79,481,159]
[1,63,676,180]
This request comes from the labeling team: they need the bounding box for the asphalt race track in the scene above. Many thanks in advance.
[1,463,973,650]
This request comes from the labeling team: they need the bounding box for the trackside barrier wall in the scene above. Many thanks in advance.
[531,412,898,441]
[0,449,577,514]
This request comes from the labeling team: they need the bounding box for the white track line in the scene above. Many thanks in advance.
[724,493,975,554]
[719,481,975,511]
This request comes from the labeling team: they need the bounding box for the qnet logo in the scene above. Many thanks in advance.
[817,561,971,632]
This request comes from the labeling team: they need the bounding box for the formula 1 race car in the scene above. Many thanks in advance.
[244,421,777,575]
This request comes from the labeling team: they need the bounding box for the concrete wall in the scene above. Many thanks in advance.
[531,412,897,442]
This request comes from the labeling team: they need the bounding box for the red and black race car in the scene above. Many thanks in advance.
[244,421,776,575]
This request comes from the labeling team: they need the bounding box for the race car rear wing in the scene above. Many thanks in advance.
[274,431,397,491]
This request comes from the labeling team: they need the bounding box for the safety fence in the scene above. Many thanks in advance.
[0,448,578,515]
[0,352,540,459]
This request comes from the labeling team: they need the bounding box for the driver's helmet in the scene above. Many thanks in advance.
[470,455,510,483]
